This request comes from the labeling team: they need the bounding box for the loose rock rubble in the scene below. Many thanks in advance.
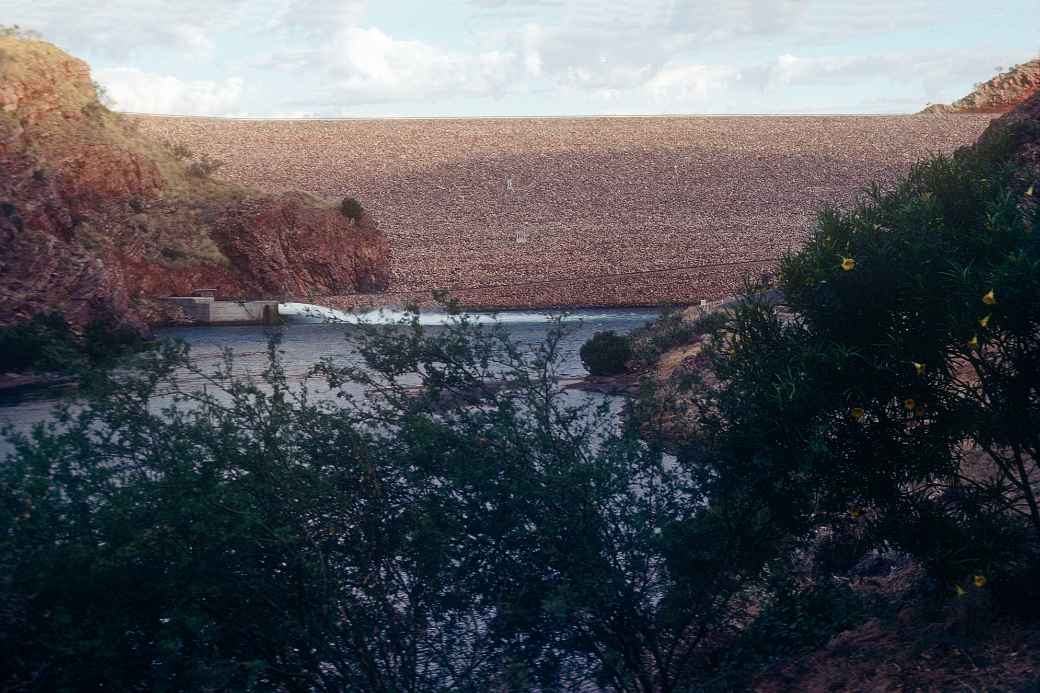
[132,115,993,309]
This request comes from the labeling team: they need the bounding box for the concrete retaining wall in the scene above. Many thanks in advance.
[163,297,280,325]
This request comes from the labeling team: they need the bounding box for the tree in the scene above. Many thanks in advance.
[1,313,786,691]
[675,119,1040,600]
[340,196,364,223]
[580,330,632,376]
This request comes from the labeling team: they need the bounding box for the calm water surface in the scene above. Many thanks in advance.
[0,309,659,449]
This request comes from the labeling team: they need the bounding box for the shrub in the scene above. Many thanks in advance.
[0,312,81,373]
[92,80,114,108]
[0,25,42,40]
[707,577,871,690]
[80,100,106,122]
[682,121,1040,593]
[579,329,632,375]
[627,307,721,371]
[0,318,774,692]
[186,153,224,178]
[340,196,364,222]
[0,312,148,374]
[165,140,194,161]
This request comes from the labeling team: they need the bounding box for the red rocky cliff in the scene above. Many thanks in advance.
[921,58,1040,114]
[0,36,389,329]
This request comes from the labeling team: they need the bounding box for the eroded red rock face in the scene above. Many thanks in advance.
[213,194,390,297]
[0,148,137,329]
[0,36,389,330]
[113,197,391,302]
[57,145,164,207]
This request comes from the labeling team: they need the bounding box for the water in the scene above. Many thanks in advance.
[0,308,659,446]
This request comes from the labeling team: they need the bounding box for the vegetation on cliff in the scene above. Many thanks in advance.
[0,32,388,331]
[921,57,1040,114]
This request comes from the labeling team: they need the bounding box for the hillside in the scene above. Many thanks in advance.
[921,58,1040,114]
[132,113,993,311]
[0,36,389,329]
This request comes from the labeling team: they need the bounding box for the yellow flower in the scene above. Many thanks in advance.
[1027,183,1035,197]
[968,335,979,350]
[979,314,991,328]
[840,257,856,271]
[904,398,916,411]
[973,575,987,588]
[913,362,926,376]
[982,289,996,305]
[850,509,861,519]
[851,407,866,421]
[955,584,967,598]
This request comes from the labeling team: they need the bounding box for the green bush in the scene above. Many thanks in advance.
[0,312,147,374]
[626,308,700,370]
[579,330,632,375]
[682,121,1040,593]
[0,312,82,373]
[707,577,871,690]
[0,319,777,691]
[164,140,194,161]
[340,196,364,222]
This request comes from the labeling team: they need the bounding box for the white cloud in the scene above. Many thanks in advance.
[95,67,245,115]
[320,26,517,103]
[2,0,1033,115]
[743,50,1019,100]
[0,0,368,57]
[644,64,740,103]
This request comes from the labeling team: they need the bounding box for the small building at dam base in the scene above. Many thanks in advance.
[162,290,281,325]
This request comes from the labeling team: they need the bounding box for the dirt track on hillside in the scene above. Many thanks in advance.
[131,115,992,309]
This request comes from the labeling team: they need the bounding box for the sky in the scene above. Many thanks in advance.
[1,0,1036,117]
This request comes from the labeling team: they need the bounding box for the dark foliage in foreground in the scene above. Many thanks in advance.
[0,313,792,692]
[678,120,1040,607]
[2,121,1039,691]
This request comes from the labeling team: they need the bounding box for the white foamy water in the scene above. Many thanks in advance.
[279,303,640,326]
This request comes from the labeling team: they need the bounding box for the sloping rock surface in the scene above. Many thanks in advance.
[0,36,389,329]
[922,58,1040,114]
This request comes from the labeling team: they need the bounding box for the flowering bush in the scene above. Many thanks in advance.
[685,120,1040,596]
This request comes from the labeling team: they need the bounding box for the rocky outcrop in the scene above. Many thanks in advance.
[0,191,137,330]
[921,58,1040,114]
[977,87,1040,176]
[0,35,390,330]
[213,194,390,297]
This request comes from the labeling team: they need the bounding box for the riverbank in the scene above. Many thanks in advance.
[0,372,75,392]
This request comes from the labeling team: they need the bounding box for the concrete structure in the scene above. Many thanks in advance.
[162,295,281,325]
